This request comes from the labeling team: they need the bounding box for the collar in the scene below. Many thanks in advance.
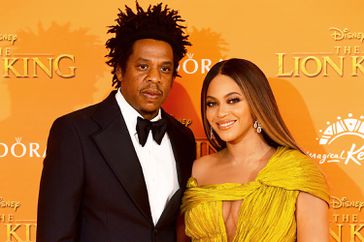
[115,88,162,136]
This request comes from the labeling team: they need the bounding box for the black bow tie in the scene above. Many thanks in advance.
[136,116,168,147]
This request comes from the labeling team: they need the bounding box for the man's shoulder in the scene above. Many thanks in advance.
[164,111,194,139]
[61,103,99,120]
[54,102,100,126]
[53,91,117,127]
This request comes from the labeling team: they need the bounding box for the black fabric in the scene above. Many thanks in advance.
[37,91,197,242]
[136,116,168,146]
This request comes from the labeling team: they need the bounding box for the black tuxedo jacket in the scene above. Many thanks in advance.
[37,91,196,242]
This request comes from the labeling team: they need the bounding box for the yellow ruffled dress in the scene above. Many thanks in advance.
[181,146,330,242]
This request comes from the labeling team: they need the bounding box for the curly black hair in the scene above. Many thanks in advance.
[105,1,191,88]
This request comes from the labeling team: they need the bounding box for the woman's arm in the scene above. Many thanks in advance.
[296,192,329,242]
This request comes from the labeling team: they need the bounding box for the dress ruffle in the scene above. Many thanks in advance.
[181,146,329,242]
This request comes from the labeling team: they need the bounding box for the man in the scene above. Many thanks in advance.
[37,2,196,242]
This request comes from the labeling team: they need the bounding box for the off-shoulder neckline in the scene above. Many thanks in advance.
[189,146,288,188]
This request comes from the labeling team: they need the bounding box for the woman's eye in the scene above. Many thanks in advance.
[227,97,240,104]
[206,101,216,107]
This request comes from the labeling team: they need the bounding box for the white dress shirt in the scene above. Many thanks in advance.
[115,90,179,225]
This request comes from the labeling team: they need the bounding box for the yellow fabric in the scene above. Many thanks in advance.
[181,146,330,242]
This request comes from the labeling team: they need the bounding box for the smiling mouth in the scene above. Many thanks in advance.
[216,120,236,130]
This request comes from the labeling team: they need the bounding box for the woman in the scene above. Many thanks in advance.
[180,58,329,242]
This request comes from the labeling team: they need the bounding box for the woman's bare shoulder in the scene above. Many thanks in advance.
[191,152,220,181]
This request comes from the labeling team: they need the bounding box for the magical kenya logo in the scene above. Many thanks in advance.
[307,113,364,166]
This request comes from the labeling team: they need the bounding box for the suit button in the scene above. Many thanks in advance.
[153,229,158,240]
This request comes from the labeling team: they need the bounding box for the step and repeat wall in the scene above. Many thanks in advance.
[0,0,363,241]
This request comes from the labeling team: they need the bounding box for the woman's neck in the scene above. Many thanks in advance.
[223,132,274,166]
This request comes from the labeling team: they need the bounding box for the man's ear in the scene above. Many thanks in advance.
[116,66,123,81]
[171,76,176,87]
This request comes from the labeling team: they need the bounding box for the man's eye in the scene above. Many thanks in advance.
[227,98,241,104]
[137,64,148,70]
[161,66,172,73]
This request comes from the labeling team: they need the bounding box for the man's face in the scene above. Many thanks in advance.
[117,39,175,120]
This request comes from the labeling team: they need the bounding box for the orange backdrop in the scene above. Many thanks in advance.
[0,0,363,241]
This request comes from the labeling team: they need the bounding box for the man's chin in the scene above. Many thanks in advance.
[140,107,160,119]
[143,102,162,110]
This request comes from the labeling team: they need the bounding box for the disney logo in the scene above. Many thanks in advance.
[0,197,21,212]
[330,196,364,211]
[329,27,364,42]
[0,33,17,45]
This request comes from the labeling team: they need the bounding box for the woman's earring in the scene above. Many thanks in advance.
[253,120,262,133]
[209,126,215,140]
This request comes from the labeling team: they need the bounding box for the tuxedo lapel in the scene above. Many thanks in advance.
[91,91,152,222]
[163,112,191,189]
[155,111,192,227]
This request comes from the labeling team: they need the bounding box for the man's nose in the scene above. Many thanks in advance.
[147,67,160,83]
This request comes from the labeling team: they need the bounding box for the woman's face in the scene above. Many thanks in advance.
[206,74,255,144]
